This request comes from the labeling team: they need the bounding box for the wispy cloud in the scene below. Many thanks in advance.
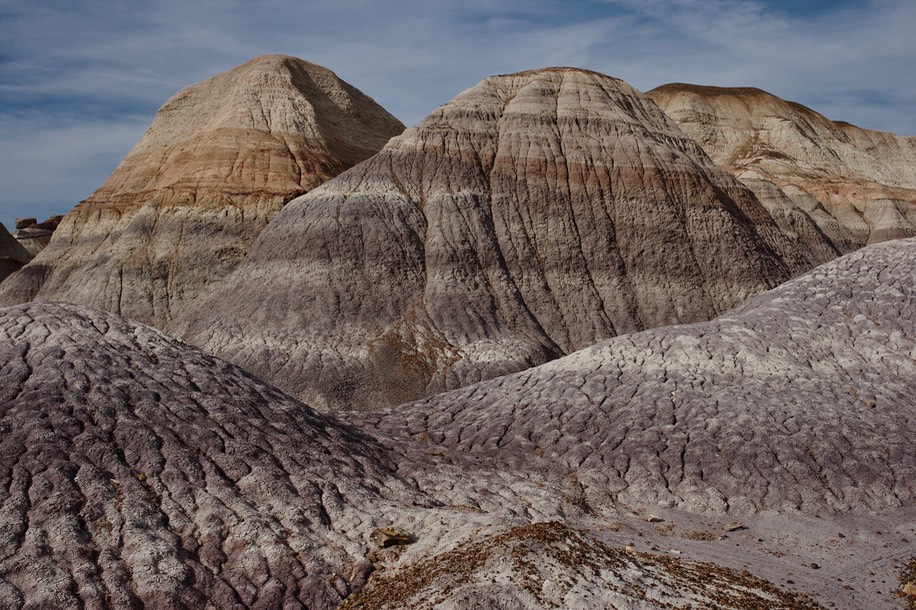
[1,0,913,228]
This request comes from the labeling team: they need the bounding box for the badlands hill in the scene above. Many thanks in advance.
[0,55,404,328]
[648,84,916,257]
[180,67,816,410]
[346,237,916,609]
[1,241,913,609]
[0,302,420,609]
[0,223,31,284]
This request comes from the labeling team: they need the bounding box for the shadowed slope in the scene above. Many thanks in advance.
[0,223,31,284]
[0,55,404,328]
[180,67,812,410]
[648,84,916,257]
[0,302,418,609]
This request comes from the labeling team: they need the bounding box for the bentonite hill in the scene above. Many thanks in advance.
[0,55,404,329]
[178,67,825,411]
[1,55,915,610]
[648,84,916,257]
[1,239,913,609]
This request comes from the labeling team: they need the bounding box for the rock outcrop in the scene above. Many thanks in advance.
[180,67,813,410]
[0,55,404,328]
[0,223,31,284]
[0,302,418,609]
[648,84,916,258]
[11,215,63,257]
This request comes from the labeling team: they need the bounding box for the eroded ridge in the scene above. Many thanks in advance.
[0,302,417,609]
[360,238,916,516]
[181,67,814,410]
[649,83,916,257]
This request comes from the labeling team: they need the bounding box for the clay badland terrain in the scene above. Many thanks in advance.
[0,56,914,609]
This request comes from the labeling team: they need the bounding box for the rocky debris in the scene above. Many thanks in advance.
[724,522,747,532]
[11,215,64,257]
[340,522,823,610]
[0,55,404,329]
[371,528,412,548]
[356,238,916,515]
[0,223,32,284]
[0,301,421,609]
[648,84,916,257]
[179,66,815,410]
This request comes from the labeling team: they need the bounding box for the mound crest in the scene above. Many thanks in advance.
[0,302,416,609]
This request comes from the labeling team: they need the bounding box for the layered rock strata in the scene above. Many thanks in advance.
[648,84,916,258]
[0,55,404,328]
[0,223,31,284]
[361,237,916,516]
[11,215,63,257]
[180,67,812,410]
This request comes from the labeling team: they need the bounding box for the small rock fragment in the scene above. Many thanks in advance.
[723,522,746,532]
[809,562,820,569]
[645,514,664,523]
[371,527,411,548]
[902,581,916,596]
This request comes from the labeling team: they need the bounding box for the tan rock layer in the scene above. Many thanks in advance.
[180,68,812,410]
[0,55,404,328]
[647,83,916,254]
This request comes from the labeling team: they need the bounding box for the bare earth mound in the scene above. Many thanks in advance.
[0,302,418,609]
[648,84,916,258]
[179,67,815,410]
[344,238,916,609]
[363,237,916,515]
[0,55,404,329]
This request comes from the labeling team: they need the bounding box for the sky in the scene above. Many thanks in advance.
[2,0,915,230]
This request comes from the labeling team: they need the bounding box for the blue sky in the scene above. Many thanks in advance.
[2,0,914,229]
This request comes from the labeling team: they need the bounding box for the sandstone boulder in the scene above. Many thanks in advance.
[11,215,64,257]
[0,55,404,328]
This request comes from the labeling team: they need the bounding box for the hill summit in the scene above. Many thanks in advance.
[0,55,404,327]
[179,67,813,409]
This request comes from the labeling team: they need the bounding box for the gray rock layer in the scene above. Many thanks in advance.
[648,84,916,257]
[0,55,404,329]
[0,302,417,609]
[359,237,916,515]
[180,67,812,410]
